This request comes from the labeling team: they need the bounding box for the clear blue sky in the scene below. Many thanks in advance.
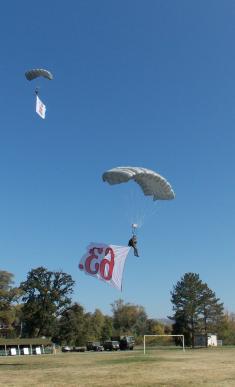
[0,0,235,318]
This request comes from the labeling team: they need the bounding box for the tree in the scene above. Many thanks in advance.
[56,303,87,346]
[20,267,75,337]
[146,319,165,335]
[217,312,235,345]
[0,271,22,337]
[199,284,224,339]
[101,315,113,340]
[82,309,113,342]
[56,306,113,346]
[89,309,105,340]
[111,299,148,337]
[170,273,224,347]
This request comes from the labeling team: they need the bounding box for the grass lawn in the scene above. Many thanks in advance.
[0,347,235,386]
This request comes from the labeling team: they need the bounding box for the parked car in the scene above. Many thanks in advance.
[61,346,71,352]
[111,336,135,350]
[72,346,86,352]
[86,341,104,351]
[103,340,120,351]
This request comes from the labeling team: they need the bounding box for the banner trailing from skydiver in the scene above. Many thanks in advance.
[36,95,46,119]
[78,243,130,291]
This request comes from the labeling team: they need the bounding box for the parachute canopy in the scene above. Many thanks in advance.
[25,69,53,81]
[102,167,175,201]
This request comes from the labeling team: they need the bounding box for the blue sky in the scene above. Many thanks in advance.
[0,0,235,318]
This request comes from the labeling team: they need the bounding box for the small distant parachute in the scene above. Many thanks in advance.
[102,166,175,201]
[25,68,53,119]
[25,69,53,81]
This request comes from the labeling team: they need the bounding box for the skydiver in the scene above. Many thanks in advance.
[128,234,139,257]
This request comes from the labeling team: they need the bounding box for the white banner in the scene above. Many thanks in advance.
[36,95,46,119]
[78,243,130,291]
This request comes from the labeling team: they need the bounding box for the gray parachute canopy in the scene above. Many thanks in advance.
[102,167,175,200]
[25,69,53,81]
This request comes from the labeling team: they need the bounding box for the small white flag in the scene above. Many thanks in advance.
[36,95,46,119]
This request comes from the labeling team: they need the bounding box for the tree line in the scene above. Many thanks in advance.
[0,267,235,347]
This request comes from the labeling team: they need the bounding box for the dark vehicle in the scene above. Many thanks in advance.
[72,346,86,352]
[119,336,135,350]
[111,336,135,350]
[86,341,104,351]
[103,340,120,351]
[61,346,71,352]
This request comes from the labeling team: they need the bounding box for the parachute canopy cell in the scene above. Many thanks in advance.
[102,167,175,200]
[25,69,53,81]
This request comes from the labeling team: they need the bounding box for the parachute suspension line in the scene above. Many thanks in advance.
[128,186,153,229]
[138,200,161,228]
[122,188,138,229]
[124,187,144,230]
[121,185,152,230]
[102,166,175,231]
[131,223,138,236]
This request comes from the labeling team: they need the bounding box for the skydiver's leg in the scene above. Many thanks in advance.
[133,247,139,257]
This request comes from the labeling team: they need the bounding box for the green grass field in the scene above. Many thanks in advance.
[0,347,235,386]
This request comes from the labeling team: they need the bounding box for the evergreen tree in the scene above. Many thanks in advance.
[199,284,224,340]
[170,272,224,347]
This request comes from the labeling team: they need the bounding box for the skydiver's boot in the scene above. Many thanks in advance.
[133,247,139,257]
